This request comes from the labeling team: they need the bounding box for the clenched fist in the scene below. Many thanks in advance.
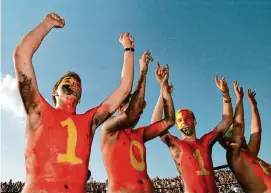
[44,13,65,29]
[119,32,134,49]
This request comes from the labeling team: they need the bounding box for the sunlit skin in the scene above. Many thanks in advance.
[221,129,271,192]
[14,12,136,193]
[152,74,232,193]
[101,60,175,193]
[218,81,271,193]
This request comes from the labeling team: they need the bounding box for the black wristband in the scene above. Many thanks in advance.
[224,98,232,103]
[124,48,135,52]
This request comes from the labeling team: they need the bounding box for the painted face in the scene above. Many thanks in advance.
[176,109,196,136]
[57,76,82,101]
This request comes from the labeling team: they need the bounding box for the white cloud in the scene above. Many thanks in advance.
[0,74,25,118]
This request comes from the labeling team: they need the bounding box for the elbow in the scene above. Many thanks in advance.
[13,45,33,60]
[13,46,22,59]
[126,109,142,122]
[165,117,175,128]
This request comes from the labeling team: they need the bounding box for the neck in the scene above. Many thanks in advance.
[182,134,196,141]
[56,98,77,114]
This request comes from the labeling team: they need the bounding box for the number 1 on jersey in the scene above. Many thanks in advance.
[193,149,211,175]
[57,117,83,164]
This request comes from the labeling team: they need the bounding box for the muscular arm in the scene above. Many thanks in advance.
[231,98,244,158]
[216,94,233,135]
[143,84,175,142]
[101,70,147,133]
[91,49,134,131]
[248,102,262,157]
[151,91,173,146]
[13,20,54,115]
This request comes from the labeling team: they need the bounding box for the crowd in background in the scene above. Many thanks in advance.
[1,165,244,193]
[214,168,244,193]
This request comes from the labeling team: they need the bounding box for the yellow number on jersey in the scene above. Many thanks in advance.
[129,140,145,171]
[57,117,83,164]
[193,149,211,175]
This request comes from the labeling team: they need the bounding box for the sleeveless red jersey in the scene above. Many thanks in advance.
[101,127,153,193]
[169,129,219,193]
[22,95,100,193]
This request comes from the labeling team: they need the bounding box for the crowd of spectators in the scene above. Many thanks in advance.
[214,167,244,193]
[152,176,183,192]
[1,166,244,193]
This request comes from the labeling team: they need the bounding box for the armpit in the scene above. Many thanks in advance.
[161,134,176,148]
[18,72,36,113]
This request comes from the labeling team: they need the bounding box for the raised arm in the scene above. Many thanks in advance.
[214,75,233,134]
[91,33,135,131]
[101,51,153,133]
[13,13,64,115]
[143,63,175,142]
[231,81,245,158]
[247,89,262,157]
[151,72,175,146]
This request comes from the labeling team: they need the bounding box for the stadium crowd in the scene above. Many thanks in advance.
[1,166,244,193]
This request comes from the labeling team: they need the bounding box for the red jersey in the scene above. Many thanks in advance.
[227,150,271,193]
[22,95,99,193]
[101,127,154,193]
[168,128,219,193]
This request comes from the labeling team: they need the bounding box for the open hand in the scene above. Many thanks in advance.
[247,89,257,105]
[215,75,229,96]
[233,80,244,100]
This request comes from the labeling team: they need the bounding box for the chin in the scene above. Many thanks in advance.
[185,132,195,136]
[64,95,79,102]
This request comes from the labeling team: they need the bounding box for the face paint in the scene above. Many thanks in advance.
[223,125,248,149]
[180,125,195,135]
[223,125,233,140]
[58,77,82,100]
[176,109,196,135]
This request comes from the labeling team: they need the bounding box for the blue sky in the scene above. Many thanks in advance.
[1,0,271,182]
